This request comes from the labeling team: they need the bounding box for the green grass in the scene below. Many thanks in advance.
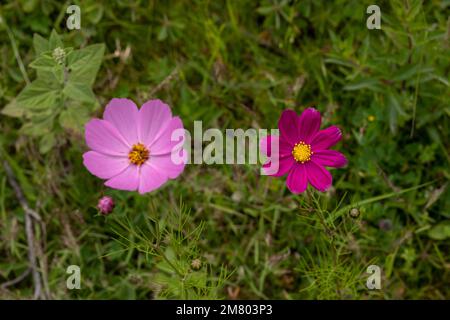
[0,0,449,299]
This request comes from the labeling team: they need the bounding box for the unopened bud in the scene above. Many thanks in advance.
[97,196,114,215]
[191,259,202,270]
[349,208,360,218]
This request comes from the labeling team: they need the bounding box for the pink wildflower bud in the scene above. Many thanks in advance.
[97,196,115,215]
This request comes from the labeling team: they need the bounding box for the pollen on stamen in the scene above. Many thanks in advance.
[128,143,149,166]
[292,141,313,163]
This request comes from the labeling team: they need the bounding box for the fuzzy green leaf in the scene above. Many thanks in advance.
[67,44,105,86]
[29,54,57,71]
[16,79,59,111]
[33,33,49,55]
[49,29,63,50]
[19,111,55,136]
[59,106,90,132]
[63,81,96,104]
[39,133,56,153]
[1,99,25,118]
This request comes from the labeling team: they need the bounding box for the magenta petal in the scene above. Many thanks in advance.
[298,108,321,143]
[83,151,129,179]
[259,135,292,158]
[312,150,347,168]
[279,109,300,146]
[105,165,140,191]
[149,154,185,179]
[305,161,332,192]
[103,98,139,145]
[259,136,271,156]
[286,163,308,194]
[149,116,184,155]
[311,125,342,151]
[138,163,168,194]
[85,119,129,156]
[262,155,294,177]
[138,99,172,146]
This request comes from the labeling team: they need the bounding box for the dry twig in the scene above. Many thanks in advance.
[1,157,48,299]
[149,67,180,97]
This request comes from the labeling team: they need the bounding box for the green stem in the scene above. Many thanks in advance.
[154,246,184,278]
[5,23,30,84]
[327,181,435,224]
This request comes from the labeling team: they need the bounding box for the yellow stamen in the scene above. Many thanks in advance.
[128,143,149,165]
[292,141,313,163]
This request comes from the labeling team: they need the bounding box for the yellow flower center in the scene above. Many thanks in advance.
[292,141,313,163]
[128,143,149,165]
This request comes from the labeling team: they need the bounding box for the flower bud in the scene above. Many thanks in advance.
[349,208,360,218]
[191,259,202,270]
[97,196,114,215]
[52,47,66,65]
[378,219,393,231]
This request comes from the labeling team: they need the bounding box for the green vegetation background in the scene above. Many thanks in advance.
[0,0,449,299]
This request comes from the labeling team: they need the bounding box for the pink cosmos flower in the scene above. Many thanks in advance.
[260,108,347,194]
[83,98,185,194]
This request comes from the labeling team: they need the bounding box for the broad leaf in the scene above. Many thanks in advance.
[16,79,59,111]
[1,99,25,118]
[59,106,90,132]
[49,29,63,50]
[20,111,55,136]
[67,44,105,85]
[63,81,96,104]
[33,33,49,55]
[29,54,57,71]
[39,133,56,154]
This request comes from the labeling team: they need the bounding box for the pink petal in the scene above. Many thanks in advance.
[148,154,185,179]
[259,135,292,158]
[298,108,321,143]
[305,161,332,192]
[138,99,172,146]
[279,109,300,146]
[103,98,139,145]
[149,116,184,155]
[85,119,129,156]
[105,165,140,191]
[138,163,169,194]
[311,125,342,151]
[286,163,308,194]
[312,150,347,168]
[262,155,294,177]
[83,151,129,179]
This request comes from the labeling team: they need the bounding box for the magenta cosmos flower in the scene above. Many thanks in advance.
[260,108,347,194]
[83,99,185,194]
